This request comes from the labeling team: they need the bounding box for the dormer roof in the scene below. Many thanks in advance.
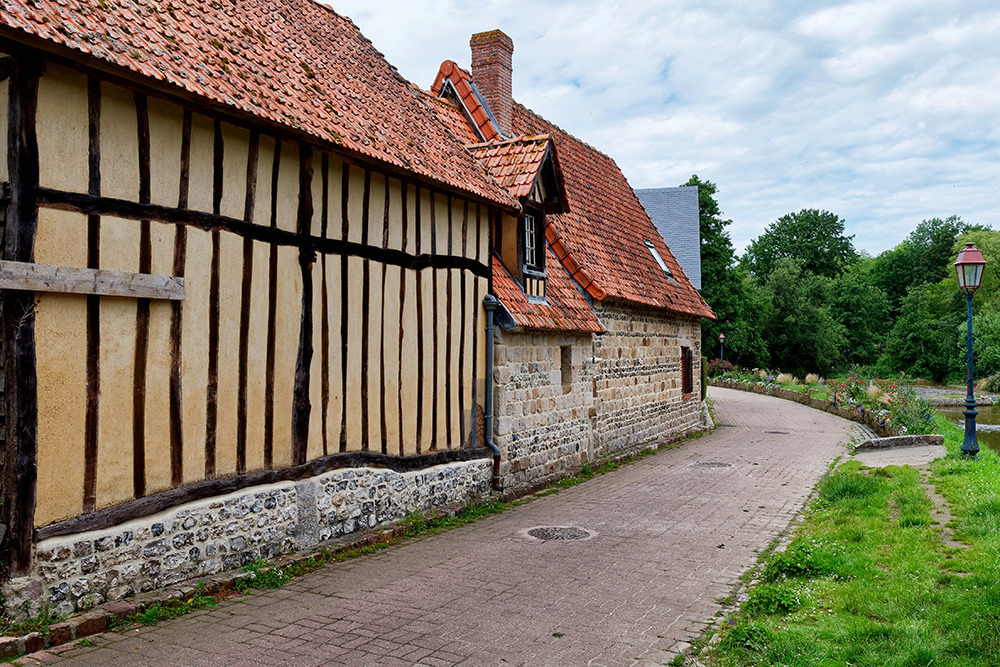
[467,135,566,211]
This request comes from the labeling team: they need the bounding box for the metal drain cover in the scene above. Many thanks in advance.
[527,527,591,541]
[692,461,731,468]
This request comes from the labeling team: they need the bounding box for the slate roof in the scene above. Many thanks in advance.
[511,103,714,319]
[467,135,553,200]
[492,251,604,334]
[635,186,702,290]
[0,0,516,210]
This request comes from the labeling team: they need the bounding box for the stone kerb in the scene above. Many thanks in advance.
[709,379,896,437]
[855,434,945,451]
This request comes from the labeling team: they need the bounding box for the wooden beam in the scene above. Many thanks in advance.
[0,260,185,300]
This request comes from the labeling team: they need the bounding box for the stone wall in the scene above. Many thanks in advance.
[492,302,705,486]
[4,459,490,619]
[591,300,703,456]
[492,330,596,487]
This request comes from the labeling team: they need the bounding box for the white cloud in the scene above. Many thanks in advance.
[325,0,1000,256]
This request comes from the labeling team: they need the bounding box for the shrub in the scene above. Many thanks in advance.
[805,373,820,385]
[775,373,794,384]
[706,358,735,377]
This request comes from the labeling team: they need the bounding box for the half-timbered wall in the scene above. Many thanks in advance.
[5,62,493,548]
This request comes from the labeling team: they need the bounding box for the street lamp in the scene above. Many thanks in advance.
[719,332,725,362]
[954,242,987,457]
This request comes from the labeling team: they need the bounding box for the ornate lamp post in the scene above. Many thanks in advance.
[954,242,987,457]
[719,332,725,362]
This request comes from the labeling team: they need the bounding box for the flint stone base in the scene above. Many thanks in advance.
[5,459,490,619]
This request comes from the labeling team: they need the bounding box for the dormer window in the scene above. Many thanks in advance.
[525,214,539,269]
[644,239,673,277]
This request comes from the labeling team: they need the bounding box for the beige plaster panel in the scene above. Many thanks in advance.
[403,182,417,255]
[244,240,270,472]
[186,114,215,213]
[36,66,88,194]
[251,136,275,227]
[365,262,384,452]
[381,265,402,455]
[146,97,184,208]
[345,165,366,244]
[366,172,386,247]
[324,157,344,240]
[309,152,323,237]
[306,260,324,461]
[214,232,243,477]
[449,198,467,258]
[481,206,491,263]
[459,271,473,446]
[219,123,250,220]
[474,276,487,431]
[323,254,344,452]
[385,178,403,252]
[500,213,518,277]
[274,143,299,233]
[417,188,432,254]
[143,221,176,495]
[398,269,418,455]
[432,269,447,449]
[0,79,7,182]
[417,269,434,450]
[433,193,450,256]
[181,227,211,484]
[33,208,89,526]
[271,245,302,469]
[100,83,139,202]
[344,256,364,450]
[35,292,88,525]
[96,217,139,509]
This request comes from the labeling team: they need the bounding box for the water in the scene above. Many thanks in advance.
[934,402,1000,454]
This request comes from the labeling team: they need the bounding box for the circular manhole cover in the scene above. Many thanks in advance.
[527,527,591,541]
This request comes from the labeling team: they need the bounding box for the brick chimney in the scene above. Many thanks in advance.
[470,30,514,138]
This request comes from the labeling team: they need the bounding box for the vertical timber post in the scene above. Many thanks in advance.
[2,54,42,575]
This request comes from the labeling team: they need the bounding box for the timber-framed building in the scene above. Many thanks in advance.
[0,2,712,617]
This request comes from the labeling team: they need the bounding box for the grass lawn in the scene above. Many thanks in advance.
[706,415,1000,666]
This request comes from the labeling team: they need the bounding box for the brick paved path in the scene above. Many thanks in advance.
[20,387,858,667]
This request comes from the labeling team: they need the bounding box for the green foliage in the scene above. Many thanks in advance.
[683,175,769,367]
[742,208,857,280]
[881,281,964,381]
[759,258,845,375]
[762,540,836,582]
[743,584,803,616]
[133,583,216,626]
[829,259,892,365]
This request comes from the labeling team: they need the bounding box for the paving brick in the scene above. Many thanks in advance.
[23,388,855,666]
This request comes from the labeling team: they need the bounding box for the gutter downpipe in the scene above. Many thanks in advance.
[482,294,503,491]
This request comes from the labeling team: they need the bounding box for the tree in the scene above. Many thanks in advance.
[881,281,963,382]
[870,216,988,315]
[760,258,845,375]
[829,259,892,366]
[742,209,857,280]
[683,175,768,367]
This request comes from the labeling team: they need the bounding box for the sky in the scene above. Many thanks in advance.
[326,0,1000,257]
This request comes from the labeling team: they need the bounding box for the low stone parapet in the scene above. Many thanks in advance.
[855,434,945,451]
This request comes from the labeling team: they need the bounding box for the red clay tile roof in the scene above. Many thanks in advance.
[467,135,553,200]
[492,251,604,334]
[511,103,715,319]
[431,61,500,142]
[0,0,516,210]
[419,91,482,145]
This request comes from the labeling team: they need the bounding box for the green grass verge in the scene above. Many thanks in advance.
[706,414,1000,666]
